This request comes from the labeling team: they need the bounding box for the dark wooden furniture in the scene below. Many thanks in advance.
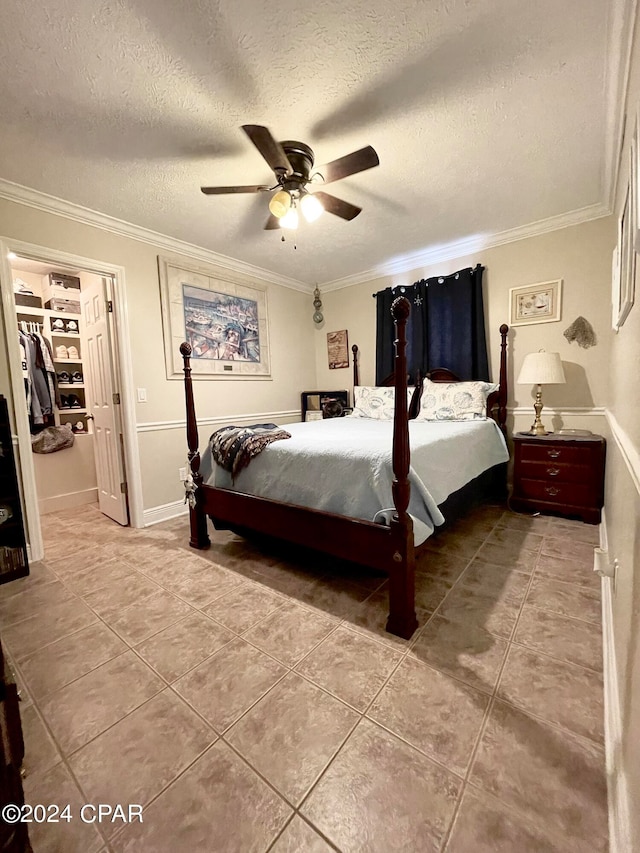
[181,305,509,639]
[301,391,350,421]
[510,433,606,524]
[0,396,29,585]
[0,640,31,852]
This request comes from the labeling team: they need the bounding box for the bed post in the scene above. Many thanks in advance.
[352,344,359,388]
[180,342,211,550]
[497,324,509,437]
[387,297,418,639]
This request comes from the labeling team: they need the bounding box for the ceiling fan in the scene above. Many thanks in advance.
[200,125,379,230]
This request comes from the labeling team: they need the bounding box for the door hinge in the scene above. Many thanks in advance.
[113,392,120,405]
[107,300,113,313]
[120,481,128,494]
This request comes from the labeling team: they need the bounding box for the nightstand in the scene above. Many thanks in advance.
[301,391,349,421]
[510,433,606,524]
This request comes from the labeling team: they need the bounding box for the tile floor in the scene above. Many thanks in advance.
[1,503,607,852]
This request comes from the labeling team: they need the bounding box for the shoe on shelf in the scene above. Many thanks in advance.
[56,371,70,384]
[51,318,66,333]
[66,345,79,360]
[68,394,82,408]
[55,345,68,360]
[59,395,70,409]
[71,371,83,384]
[65,319,79,333]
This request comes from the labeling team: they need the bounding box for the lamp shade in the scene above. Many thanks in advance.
[517,351,566,385]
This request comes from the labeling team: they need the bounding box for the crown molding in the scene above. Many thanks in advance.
[321,203,611,291]
[0,178,310,293]
[603,0,638,209]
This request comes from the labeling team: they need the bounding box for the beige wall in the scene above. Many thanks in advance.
[0,196,317,512]
[605,14,640,848]
[316,217,615,435]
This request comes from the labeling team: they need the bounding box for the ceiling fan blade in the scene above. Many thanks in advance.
[315,146,379,184]
[201,185,271,195]
[242,125,292,175]
[264,213,281,230]
[313,191,362,221]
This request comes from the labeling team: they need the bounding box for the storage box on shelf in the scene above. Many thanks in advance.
[42,272,81,314]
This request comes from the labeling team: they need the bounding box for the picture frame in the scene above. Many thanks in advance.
[158,255,270,380]
[327,329,349,369]
[509,280,563,326]
[614,116,637,330]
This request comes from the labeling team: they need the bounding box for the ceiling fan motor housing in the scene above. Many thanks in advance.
[279,141,315,188]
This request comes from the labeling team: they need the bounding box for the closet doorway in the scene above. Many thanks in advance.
[0,239,142,562]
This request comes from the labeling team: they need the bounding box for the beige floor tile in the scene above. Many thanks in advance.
[415,552,470,586]
[447,785,581,852]
[112,741,291,853]
[498,646,604,742]
[40,651,164,754]
[474,542,538,572]
[541,536,594,565]
[82,573,162,618]
[414,575,452,611]
[23,762,104,853]
[426,533,485,560]
[535,553,600,588]
[228,673,358,804]
[496,512,551,533]
[174,637,286,731]
[0,580,76,627]
[486,527,544,552]
[459,560,531,596]
[52,558,136,596]
[526,575,601,623]
[301,719,461,852]
[70,690,216,832]
[2,598,99,661]
[546,517,600,544]
[297,576,372,620]
[470,700,607,850]
[19,621,127,699]
[369,657,489,775]
[296,625,402,711]
[243,602,336,667]
[135,612,234,681]
[514,606,603,671]
[271,816,335,852]
[436,585,522,639]
[104,589,194,645]
[149,561,243,608]
[20,705,61,779]
[347,592,430,650]
[0,561,57,600]
[410,615,508,694]
[202,582,285,634]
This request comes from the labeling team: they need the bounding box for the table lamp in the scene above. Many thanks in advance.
[517,350,566,435]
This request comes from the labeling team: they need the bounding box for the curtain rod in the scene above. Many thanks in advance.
[371,263,483,297]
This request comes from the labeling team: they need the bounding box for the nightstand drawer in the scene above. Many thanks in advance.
[517,460,593,484]
[516,478,597,507]
[517,442,594,465]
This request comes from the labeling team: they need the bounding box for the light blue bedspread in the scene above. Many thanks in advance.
[200,417,509,545]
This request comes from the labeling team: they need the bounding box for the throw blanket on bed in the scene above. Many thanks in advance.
[210,423,291,481]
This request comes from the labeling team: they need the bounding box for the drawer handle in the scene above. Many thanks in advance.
[547,467,560,477]
[545,486,560,496]
[547,449,561,459]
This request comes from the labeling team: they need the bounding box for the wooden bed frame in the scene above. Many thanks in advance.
[180,298,509,639]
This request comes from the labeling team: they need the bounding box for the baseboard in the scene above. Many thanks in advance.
[143,500,189,527]
[38,488,98,515]
[602,572,632,853]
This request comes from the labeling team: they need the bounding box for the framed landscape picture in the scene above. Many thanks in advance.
[509,280,562,327]
[158,256,270,379]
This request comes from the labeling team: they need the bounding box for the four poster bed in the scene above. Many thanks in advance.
[181,298,509,640]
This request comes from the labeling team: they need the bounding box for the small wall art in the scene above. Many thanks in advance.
[509,280,563,327]
[327,329,349,369]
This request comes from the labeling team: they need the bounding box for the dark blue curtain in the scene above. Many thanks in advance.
[375,264,489,384]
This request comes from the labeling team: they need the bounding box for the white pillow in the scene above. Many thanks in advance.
[349,386,412,420]
[415,378,498,421]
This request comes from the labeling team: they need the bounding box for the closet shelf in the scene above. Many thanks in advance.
[53,358,83,364]
[50,331,80,338]
[57,383,85,389]
[57,407,87,414]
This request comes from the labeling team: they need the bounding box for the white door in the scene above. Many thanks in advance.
[81,276,128,525]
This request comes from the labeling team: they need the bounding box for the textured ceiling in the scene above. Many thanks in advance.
[0,0,610,285]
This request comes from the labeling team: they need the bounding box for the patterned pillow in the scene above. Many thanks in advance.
[349,386,412,420]
[415,378,498,421]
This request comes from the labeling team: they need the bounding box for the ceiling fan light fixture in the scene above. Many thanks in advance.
[300,192,324,223]
[280,206,299,229]
[268,189,292,218]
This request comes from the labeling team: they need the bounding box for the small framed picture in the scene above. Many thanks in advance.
[509,280,562,326]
